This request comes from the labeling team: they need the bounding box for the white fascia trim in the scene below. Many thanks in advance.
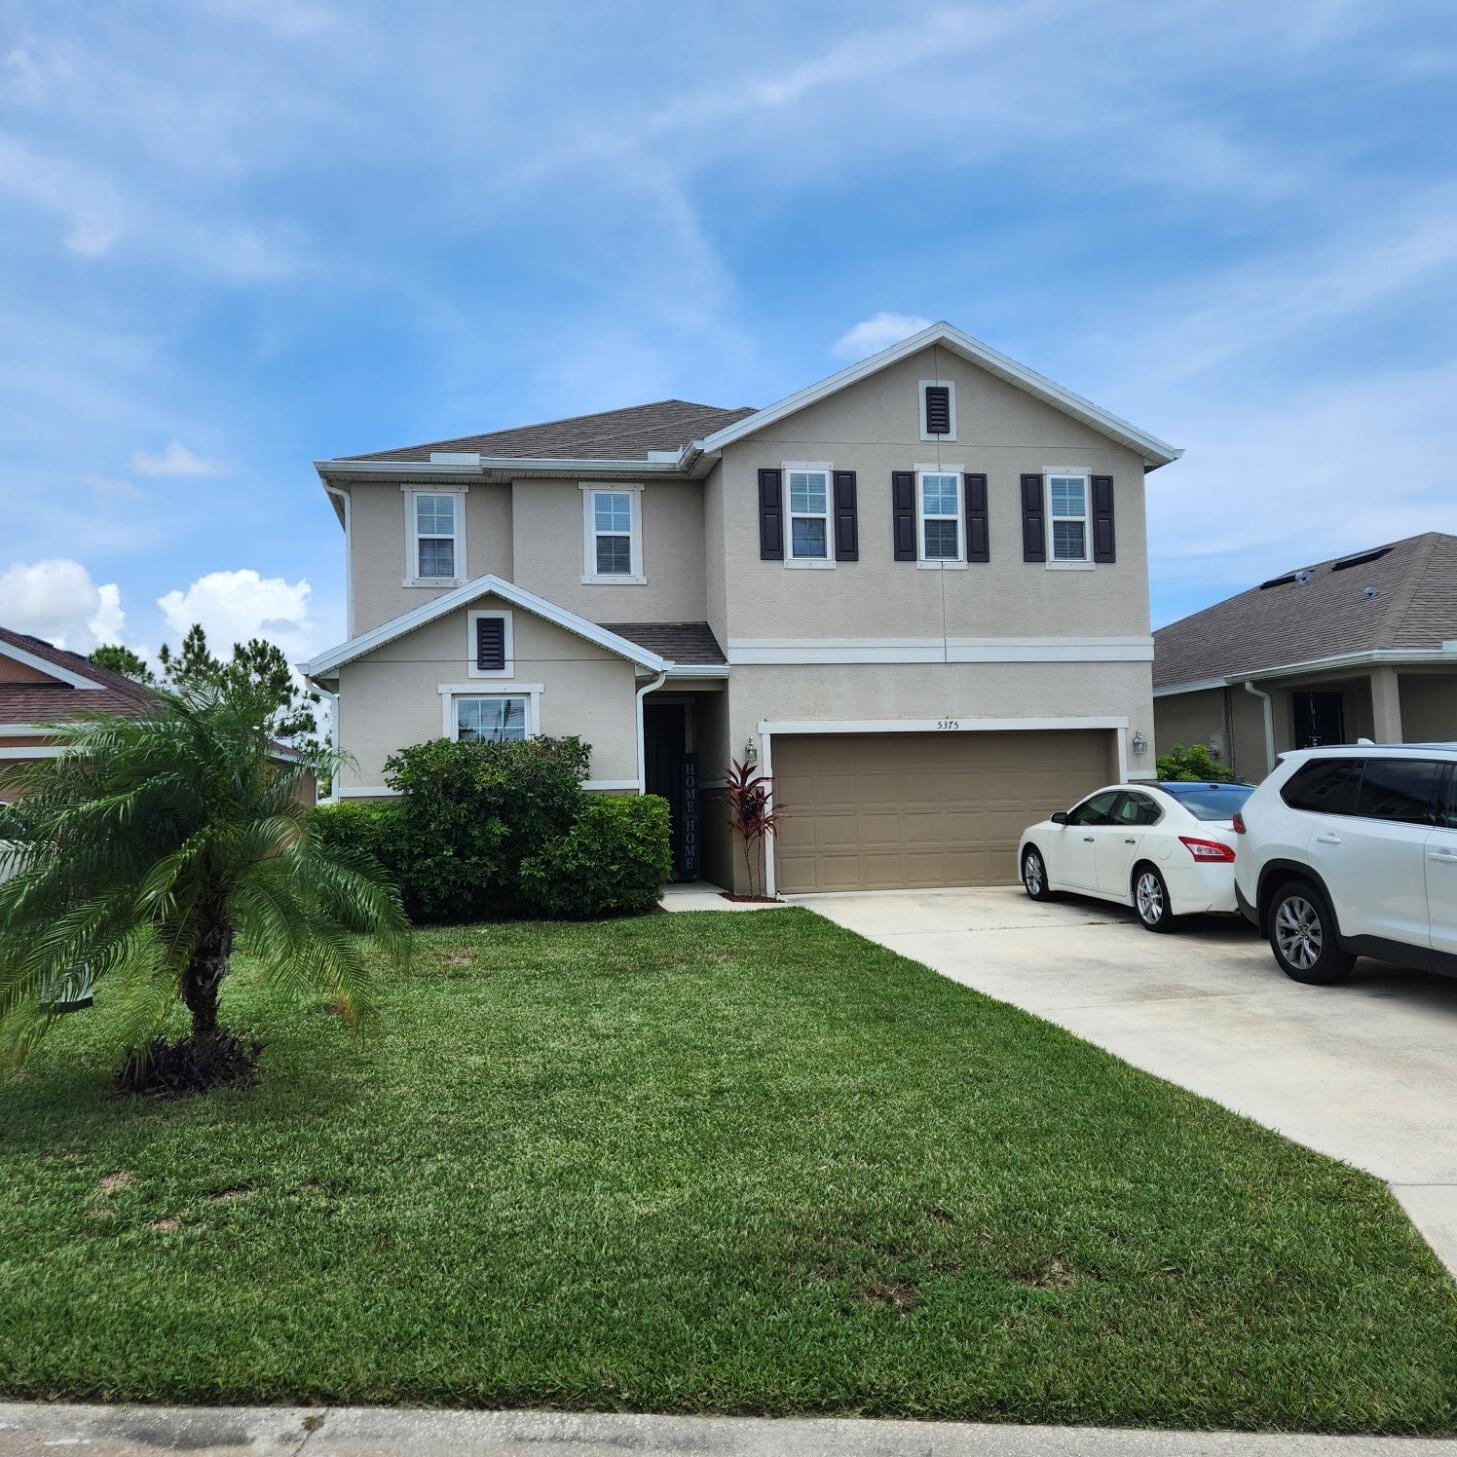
[663,663,730,678]
[0,746,65,759]
[727,636,1154,665]
[696,322,1181,469]
[0,641,105,691]
[336,785,400,799]
[0,724,51,737]
[300,574,668,677]
[1152,677,1229,699]
[583,778,641,792]
[1154,646,1457,697]
[315,457,686,481]
[757,715,1129,736]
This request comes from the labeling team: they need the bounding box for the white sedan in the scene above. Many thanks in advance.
[1017,781,1255,932]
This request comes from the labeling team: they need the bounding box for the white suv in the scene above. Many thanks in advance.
[1233,743,1457,984]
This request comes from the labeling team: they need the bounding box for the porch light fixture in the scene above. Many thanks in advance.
[1130,730,1149,755]
[744,737,759,765]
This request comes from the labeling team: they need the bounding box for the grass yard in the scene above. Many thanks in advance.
[0,909,1454,1432]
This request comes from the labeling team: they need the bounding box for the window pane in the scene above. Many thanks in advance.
[788,471,827,514]
[1052,520,1086,560]
[416,494,454,534]
[1050,477,1085,516]
[923,519,958,560]
[1159,783,1255,821]
[791,518,827,558]
[921,473,958,515]
[1281,759,1363,816]
[595,535,632,574]
[594,493,632,532]
[418,538,455,577]
[457,697,527,744]
[1356,759,1440,824]
[1069,789,1122,826]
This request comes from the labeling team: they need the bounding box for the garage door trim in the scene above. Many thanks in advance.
[757,715,1131,897]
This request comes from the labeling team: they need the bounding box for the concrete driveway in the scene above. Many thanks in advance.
[797,885,1457,1275]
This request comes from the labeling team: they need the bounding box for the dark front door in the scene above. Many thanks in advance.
[1293,690,1346,749]
[643,703,698,882]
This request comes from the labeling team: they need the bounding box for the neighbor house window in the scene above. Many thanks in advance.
[581,484,644,583]
[918,470,962,562]
[785,465,832,562]
[1048,475,1090,562]
[406,489,465,583]
[454,696,528,743]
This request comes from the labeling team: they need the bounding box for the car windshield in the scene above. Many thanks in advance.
[1157,782,1255,821]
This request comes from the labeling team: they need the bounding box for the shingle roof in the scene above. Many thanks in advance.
[599,622,726,666]
[0,626,158,724]
[1154,533,1457,690]
[348,399,757,464]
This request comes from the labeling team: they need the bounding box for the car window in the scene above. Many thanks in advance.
[1439,767,1457,831]
[1067,790,1122,827]
[1281,759,1363,816]
[1355,758,1443,825]
[1113,792,1162,827]
[1156,783,1254,821]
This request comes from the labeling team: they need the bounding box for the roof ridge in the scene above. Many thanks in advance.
[1378,531,1442,648]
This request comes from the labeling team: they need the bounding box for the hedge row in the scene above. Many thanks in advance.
[311,735,670,923]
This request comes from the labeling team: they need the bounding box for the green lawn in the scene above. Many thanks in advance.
[1,910,1454,1432]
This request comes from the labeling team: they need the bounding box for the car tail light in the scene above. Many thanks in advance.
[1231,810,1246,835]
[1180,835,1236,863]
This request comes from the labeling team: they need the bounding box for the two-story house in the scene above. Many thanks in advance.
[302,322,1179,895]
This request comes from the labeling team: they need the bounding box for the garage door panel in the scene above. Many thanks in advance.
[773,729,1114,893]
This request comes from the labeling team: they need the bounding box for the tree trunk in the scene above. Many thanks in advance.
[181,923,234,1042]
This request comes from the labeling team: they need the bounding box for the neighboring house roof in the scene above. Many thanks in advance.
[1154,533,1457,692]
[0,626,157,725]
[599,622,726,666]
[346,400,757,464]
[301,575,673,681]
[317,322,1179,481]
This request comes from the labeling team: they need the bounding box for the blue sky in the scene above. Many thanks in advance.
[2,0,1456,664]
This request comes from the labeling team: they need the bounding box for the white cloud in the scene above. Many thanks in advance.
[0,558,125,652]
[63,215,118,257]
[84,472,146,501]
[157,569,316,660]
[832,312,933,361]
[129,440,222,477]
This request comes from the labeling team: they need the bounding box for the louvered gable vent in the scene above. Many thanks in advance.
[475,615,506,672]
[924,384,951,436]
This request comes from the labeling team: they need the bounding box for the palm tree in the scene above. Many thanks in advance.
[0,689,409,1088]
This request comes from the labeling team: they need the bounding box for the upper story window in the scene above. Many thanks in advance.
[1048,474,1090,563]
[581,484,644,584]
[917,469,962,564]
[919,379,957,441]
[785,464,833,565]
[405,487,466,585]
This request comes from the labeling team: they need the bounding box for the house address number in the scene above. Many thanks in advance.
[936,719,961,730]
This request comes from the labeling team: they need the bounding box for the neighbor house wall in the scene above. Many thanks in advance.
[334,596,641,793]
[1400,673,1457,741]
[0,657,55,684]
[1153,688,1228,766]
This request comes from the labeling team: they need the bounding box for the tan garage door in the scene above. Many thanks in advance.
[772,730,1115,893]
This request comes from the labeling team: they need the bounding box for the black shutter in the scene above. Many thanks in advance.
[1020,474,1045,562]
[758,468,783,561]
[891,471,917,561]
[964,473,989,562]
[924,384,951,435]
[475,616,506,672]
[832,470,858,561]
[1091,475,1116,562]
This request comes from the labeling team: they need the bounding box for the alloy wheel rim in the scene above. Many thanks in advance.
[1275,896,1323,970]
[1135,871,1163,923]
[1024,853,1043,895]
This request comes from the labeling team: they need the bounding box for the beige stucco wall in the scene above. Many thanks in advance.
[334,595,641,791]
[1400,672,1457,741]
[347,482,514,634]
[508,478,706,623]
[710,346,1154,645]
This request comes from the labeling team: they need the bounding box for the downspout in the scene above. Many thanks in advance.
[1243,679,1276,777]
[635,668,668,794]
[323,484,354,638]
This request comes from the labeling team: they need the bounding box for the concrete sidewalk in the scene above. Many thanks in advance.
[2,1404,1454,1456]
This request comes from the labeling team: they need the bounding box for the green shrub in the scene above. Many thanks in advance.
[311,799,401,864]
[1156,741,1238,783]
[520,795,671,919]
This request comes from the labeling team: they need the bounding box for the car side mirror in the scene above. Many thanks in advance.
[1051,811,1069,825]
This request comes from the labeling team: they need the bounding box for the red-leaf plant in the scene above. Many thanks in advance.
[724,758,784,899]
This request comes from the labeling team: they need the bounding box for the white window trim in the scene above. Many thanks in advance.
[919,378,957,442]
[466,609,513,679]
[915,463,966,570]
[438,683,543,740]
[402,485,468,587]
[1044,467,1093,570]
[581,483,646,585]
[782,461,836,568]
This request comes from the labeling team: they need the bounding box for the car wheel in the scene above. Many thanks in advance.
[1021,847,1056,902]
[1267,879,1354,985]
[1132,865,1176,933]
